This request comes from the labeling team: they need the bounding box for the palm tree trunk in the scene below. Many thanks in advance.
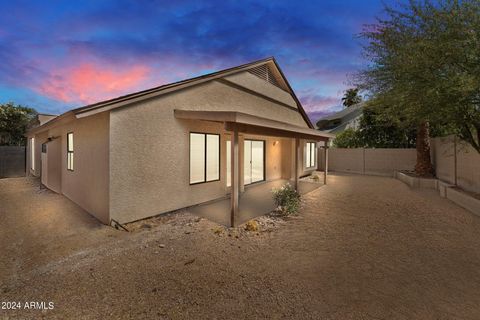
[414,121,434,177]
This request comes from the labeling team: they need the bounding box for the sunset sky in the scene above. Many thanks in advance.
[0,0,394,123]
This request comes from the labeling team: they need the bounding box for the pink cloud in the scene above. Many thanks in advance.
[300,94,339,111]
[36,62,150,104]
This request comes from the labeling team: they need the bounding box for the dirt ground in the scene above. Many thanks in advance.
[1,174,480,319]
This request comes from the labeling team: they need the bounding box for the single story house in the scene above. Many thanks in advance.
[26,57,333,227]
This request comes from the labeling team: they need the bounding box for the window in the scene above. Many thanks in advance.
[305,142,316,168]
[190,133,220,184]
[226,140,231,187]
[67,132,74,171]
[30,137,35,170]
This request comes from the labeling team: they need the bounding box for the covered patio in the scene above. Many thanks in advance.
[190,177,324,226]
[176,110,333,227]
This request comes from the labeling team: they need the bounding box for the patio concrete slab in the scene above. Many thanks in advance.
[189,179,323,226]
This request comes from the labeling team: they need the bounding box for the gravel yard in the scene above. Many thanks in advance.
[1,174,480,319]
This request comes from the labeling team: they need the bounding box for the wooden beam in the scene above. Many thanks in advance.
[324,144,329,185]
[225,122,327,141]
[294,138,300,191]
[230,129,239,227]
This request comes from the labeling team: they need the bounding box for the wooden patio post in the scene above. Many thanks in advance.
[294,137,300,191]
[323,142,329,185]
[230,128,239,227]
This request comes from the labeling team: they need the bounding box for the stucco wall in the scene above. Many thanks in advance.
[281,139,293,180]
[188,80,307,127]
[58,113,110,223]
[27,131,48,177]
[277,138,318,180]
[26,113,110,223]
[46,138,62,193]
[223,72,298,109]
[109,80,307,223]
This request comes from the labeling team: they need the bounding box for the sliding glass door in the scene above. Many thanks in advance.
[244,139,265,185]
[226,139,265,187]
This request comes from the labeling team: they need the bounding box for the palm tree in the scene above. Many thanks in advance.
[341,88,362,108]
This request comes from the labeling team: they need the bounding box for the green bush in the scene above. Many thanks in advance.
[272,183,301,216]
[333,128,362,148]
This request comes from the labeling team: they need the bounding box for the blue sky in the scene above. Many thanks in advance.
[0,0,393,122]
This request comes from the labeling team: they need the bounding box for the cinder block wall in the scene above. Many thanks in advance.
[326,148,365,174]
[318,148,416,177]
[365,149,416,176]
[431,136,456,184]
[431,135,480,194]
[319,137,480,195]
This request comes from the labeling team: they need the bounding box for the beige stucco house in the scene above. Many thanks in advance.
[26,57,332,227]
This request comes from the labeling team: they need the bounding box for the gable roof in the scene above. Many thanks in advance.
[320,102,364,121]
[316,102,364,131]
[28,57,314,134]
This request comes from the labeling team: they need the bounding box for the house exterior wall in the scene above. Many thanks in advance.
[26,112,110,223]
[281,139,292,180]
[45,138,62,193]
[242,134,286,182]
[206,80,307,127]
[109,80,309,223]
[27,131,48,177]
[223,72,298,109]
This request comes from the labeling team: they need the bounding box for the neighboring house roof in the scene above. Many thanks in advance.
[28,57,314,135]
[316,102,364,133]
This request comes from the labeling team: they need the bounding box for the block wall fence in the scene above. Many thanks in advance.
[317,135,480,194]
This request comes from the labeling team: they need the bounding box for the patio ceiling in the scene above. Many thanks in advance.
[174,110,333,141]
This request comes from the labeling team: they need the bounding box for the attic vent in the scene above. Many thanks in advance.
[248,65,286,91]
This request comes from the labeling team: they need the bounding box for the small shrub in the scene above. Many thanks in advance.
[311,174,320,182]
[245,220,258,232]
[272,183,301,216]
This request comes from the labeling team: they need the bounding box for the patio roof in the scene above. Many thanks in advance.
[175,109,331,227]
[174,110,333,141]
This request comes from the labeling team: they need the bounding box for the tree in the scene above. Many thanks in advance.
[332,107,416,148]
[358,107,416,148]
[356,0,480,176]
[341,88,362,108]
[0,102,37,146]
[333,128,362,148]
